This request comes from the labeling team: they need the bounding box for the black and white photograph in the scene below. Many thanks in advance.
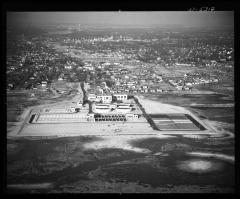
[5,7,236,193]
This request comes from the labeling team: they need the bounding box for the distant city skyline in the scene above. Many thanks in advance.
[7,11,234,28]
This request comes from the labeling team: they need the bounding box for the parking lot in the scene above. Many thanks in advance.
[150,114,205,131]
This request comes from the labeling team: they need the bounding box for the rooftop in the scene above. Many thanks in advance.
[113,93,128,96]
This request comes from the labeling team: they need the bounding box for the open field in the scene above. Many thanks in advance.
[7,133,234,193]
[142,93,234,131]
[154,65,196,79]
[142,93,234,106]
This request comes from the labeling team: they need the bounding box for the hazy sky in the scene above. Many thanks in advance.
[7,11,234,27]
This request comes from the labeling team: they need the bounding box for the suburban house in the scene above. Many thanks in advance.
[41,81,47,88]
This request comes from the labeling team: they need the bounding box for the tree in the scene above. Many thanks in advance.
[105,80,115,88]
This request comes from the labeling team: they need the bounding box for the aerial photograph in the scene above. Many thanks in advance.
[6,11,235,193]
